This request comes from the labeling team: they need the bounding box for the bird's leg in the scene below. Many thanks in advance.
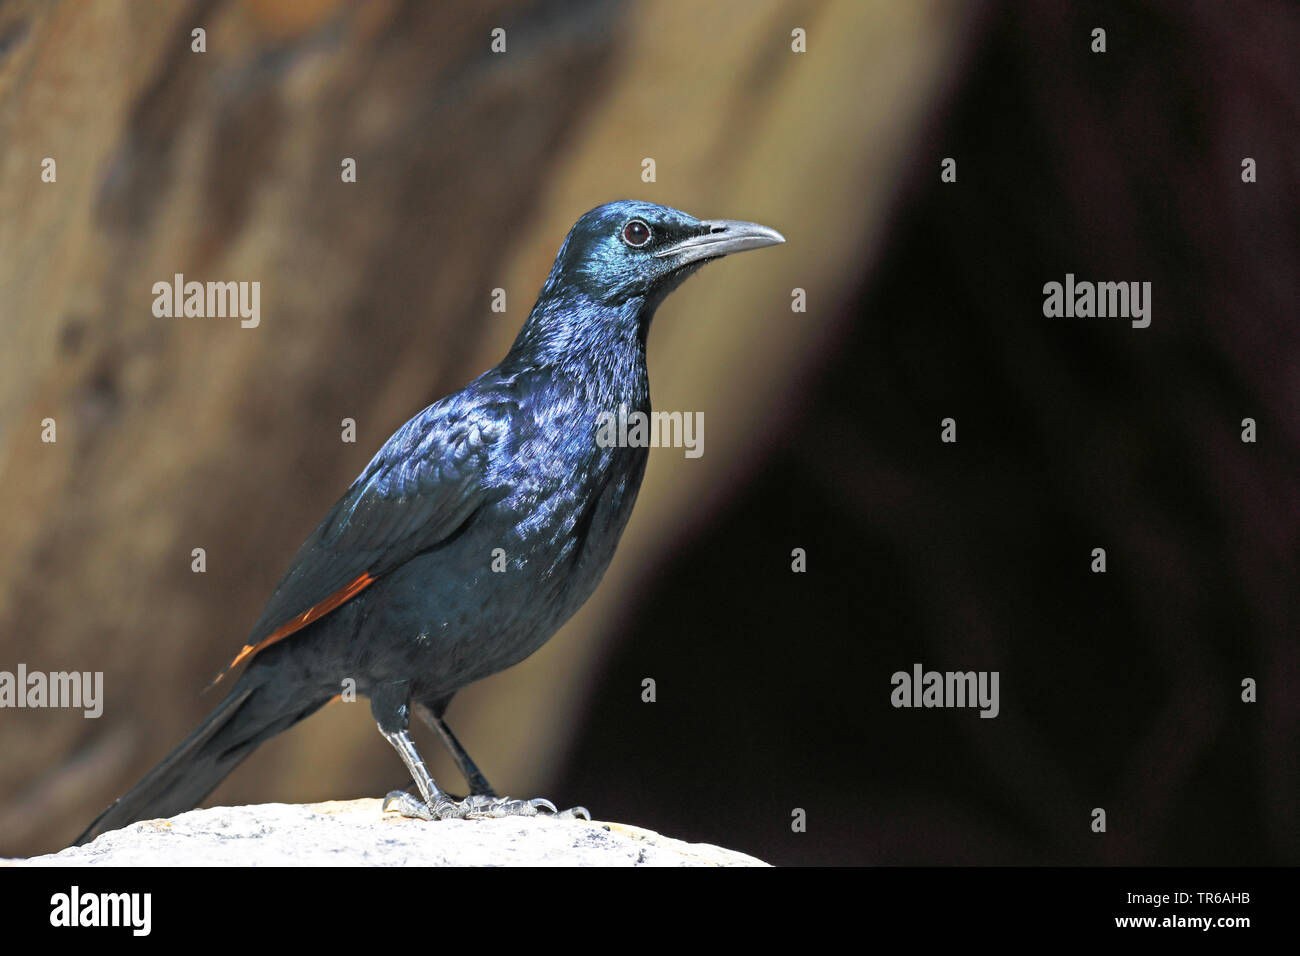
[413,700,496,797]
[375,686,586,820]
[404,697,591,821]
[372,682,462,820]
[379,727,463,820]
[381,724,575,820]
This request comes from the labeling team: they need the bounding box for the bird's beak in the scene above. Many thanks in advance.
[654,219,786,266]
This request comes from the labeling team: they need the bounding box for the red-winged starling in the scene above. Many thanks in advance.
[74,200,784,845]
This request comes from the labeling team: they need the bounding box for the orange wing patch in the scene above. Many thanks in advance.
[211,571,375,685]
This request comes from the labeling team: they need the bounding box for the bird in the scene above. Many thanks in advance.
[73,200,784,845]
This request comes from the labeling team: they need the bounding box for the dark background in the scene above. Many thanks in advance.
[1,0,1296,865]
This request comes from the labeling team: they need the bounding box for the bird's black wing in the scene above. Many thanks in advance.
[216,388,514,678]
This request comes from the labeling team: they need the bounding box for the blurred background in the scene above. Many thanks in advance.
[1,0,1296,864]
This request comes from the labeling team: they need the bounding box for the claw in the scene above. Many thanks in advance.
[383,789,428,819]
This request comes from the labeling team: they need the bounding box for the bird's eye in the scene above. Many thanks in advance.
[621,219,652,248]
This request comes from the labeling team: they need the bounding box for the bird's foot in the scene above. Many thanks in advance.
[382,790,461,820]
[383,789,590,821]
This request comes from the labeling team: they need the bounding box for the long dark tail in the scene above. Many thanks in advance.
[73,678,330,846]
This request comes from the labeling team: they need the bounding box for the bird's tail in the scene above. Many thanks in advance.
[72,677,330,846]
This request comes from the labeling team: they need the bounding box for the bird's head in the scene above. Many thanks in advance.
[543,200,785,308]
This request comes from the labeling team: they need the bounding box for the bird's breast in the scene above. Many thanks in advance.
[357,373,652,693]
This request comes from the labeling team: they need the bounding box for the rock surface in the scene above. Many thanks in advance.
[10,800,767,867]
